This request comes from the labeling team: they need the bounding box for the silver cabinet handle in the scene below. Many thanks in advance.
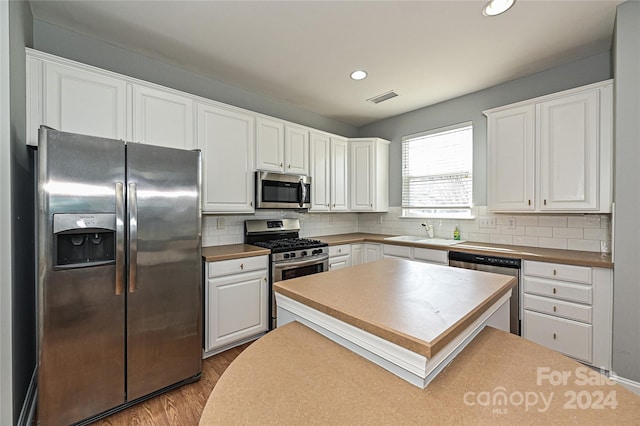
[128,183,138,293]
[115,182,125,295]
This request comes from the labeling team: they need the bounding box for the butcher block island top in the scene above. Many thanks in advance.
[274,258,516,388]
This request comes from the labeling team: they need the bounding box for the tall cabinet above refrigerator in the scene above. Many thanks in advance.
[37,127,202,425]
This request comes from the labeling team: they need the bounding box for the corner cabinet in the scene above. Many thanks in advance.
[309,131,349,212]
[255,117,309,175]
[204,255,269,357]
[485,80,612,213]
[349,138,390,212]
[197,102,255,213]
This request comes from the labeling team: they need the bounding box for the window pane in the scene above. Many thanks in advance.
[402,123,473,212]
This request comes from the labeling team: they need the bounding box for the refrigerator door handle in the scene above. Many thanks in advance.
[115,182,125,295]
[128,182,138,293]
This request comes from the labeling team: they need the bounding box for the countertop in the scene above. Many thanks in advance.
[274,258,516,358]
[312,232,613,268]
[200,321,639,425]
[201,232,613,268]
[201,244,270,262]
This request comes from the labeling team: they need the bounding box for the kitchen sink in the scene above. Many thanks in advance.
[416,238,465,246]
[383,235,424,242]
[383,236,464,246]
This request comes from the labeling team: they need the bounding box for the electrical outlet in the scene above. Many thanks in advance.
[505,216,516,230]
[217,218,225,229]
[478,217,497,228]
[377,215,383,225]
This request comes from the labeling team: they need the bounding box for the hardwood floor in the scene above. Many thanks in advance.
[90,342,251,426]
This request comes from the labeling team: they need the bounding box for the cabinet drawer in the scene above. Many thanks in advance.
[383,244,412,258]
[413,248,448,265]
[523,276,592,304]
[329,244,351,257]
[208,255,268,278]
[523,310,592,363]
[524,261,591,284]
[523,294,592,324]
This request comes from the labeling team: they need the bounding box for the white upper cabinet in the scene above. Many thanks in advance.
[309,131,331,212]
[197,102,255,213]
[330,136,349,211]
[538,90,599,211]
[350,138,389,212]
[309,132,349,212]
[487,105,535,211]
[256,116,309,175]
[255,117,285,172]
[485,80,612,213]
[27,55,127,145]
[284,125,309,175]
[131,83,195,150]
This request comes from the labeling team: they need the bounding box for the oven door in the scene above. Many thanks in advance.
[271,254,329,329]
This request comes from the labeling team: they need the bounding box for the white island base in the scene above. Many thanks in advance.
[277,291,510,389]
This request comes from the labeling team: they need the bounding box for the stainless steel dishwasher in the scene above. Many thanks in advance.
[448,251,521,335]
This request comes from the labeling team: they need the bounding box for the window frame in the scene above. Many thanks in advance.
[400,121,474,219]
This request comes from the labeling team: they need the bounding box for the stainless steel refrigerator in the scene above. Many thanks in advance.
[37,127,202,425]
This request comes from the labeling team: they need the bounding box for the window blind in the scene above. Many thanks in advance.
[402,123,473,213]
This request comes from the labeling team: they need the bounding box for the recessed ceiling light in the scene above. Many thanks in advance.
[350,70,367,80]
[483,0,516,16]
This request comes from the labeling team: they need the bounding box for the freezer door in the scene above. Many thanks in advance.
[37,128,126,425]
[125,142,202,400]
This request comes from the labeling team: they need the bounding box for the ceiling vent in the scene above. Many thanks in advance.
[367,90,399,104]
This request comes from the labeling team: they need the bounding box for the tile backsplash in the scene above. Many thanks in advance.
[202,206,612,253]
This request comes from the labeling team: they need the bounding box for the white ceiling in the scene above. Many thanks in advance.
[29,0,622,127]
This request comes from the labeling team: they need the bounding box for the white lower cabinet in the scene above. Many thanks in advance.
[352,243,382,266]
[522,260,612,370]
[204,255,268,356]
[383,244,448,265]
[329,244,351,271]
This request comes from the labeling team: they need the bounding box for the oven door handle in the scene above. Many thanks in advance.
[275,254,329,270]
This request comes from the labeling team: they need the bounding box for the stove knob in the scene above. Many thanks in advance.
[301,251,307,257]
[290,253,296,258]
[283,253,290,259]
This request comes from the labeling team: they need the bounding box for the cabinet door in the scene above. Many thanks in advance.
[197,103,255,213]
[331,137,349,211]
[309,132,331,212]
[205,270,268,352]
[487,105,535,211]
[256,117,284,172]
[351,243,364,266]
[285,125,309,175]
[42,61,127,143]
[350,141,374,211]
[364,243,382,263]
[131,83,194,150]
[329,256,350,271]
[538,90,599,211]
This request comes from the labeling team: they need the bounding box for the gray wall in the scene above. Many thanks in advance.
[9,0,35,423]
[358,52,612,207]
[612,0,640,383]
[32,20,358,138]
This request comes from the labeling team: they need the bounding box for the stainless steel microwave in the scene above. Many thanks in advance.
[255,171,311,209]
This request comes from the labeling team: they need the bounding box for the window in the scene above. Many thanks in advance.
[401,122,473,218]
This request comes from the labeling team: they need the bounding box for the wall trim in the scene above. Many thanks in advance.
[17,368,37,426]
[610,374,640,396]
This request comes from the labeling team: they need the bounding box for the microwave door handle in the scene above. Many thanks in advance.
[299,179,306,208]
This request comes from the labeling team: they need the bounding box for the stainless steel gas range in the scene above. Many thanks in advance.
[245,219,329,329]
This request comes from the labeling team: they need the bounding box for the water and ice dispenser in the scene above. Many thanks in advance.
[53,213,116,268]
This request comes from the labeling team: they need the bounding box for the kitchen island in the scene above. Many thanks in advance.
[274,258,515,387]
[200,321,639,424]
